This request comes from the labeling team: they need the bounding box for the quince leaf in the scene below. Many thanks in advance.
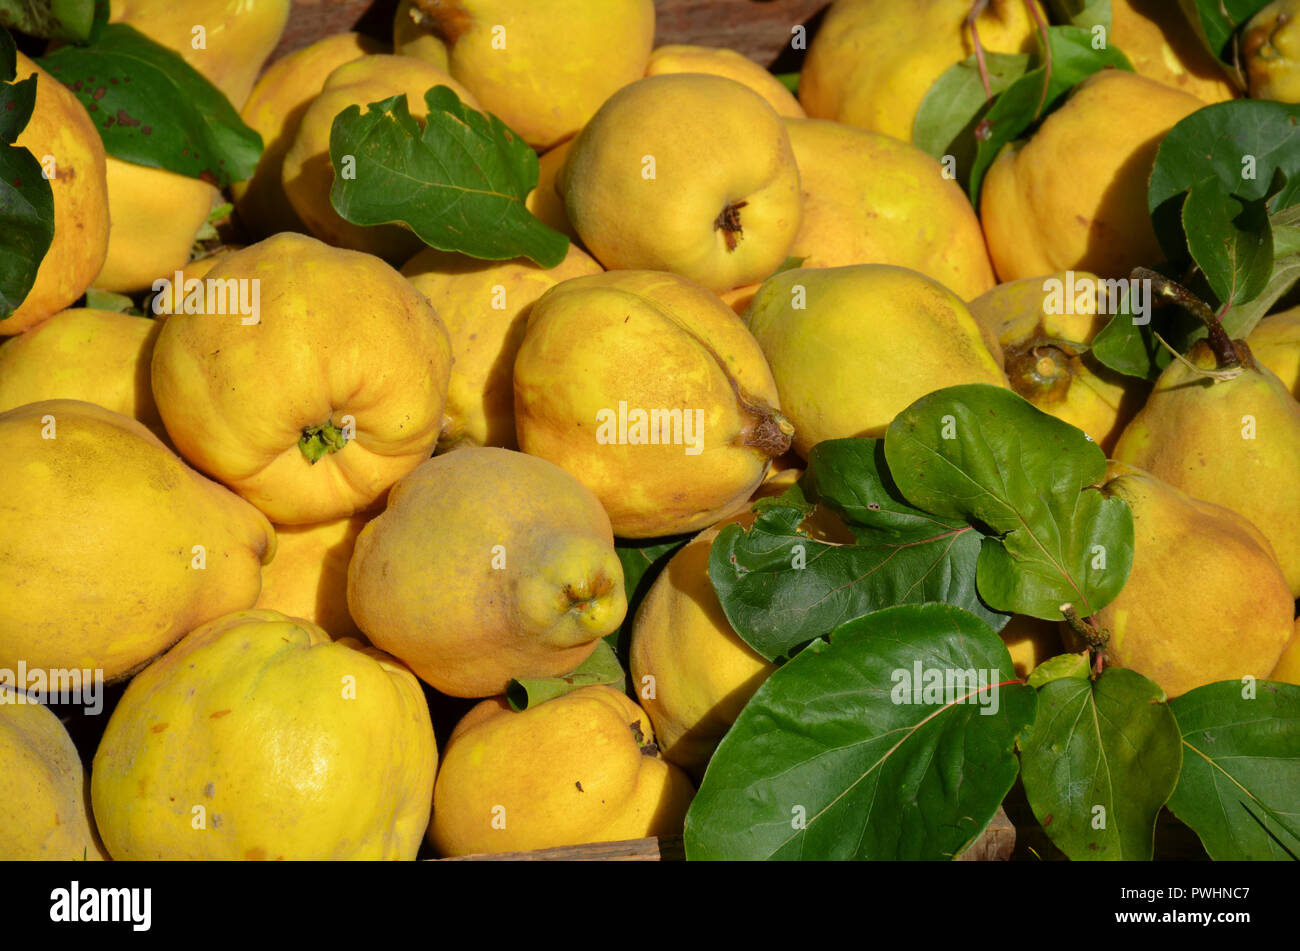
[0,0,107,43]
[0,51,54,322]
[1183,180,1273,308]
[1026,650,1090,688]
[708,438,1007,663]
[1181,0,1275,58]
[1166,680,1300,860]
[883,384,1134,621]
[603,535,690,668]
[1047,0,1111,30]
[683,604,1035,860]
[505,639,626,712]
[328,85,569,268]
[912,50,1030,180]
[36,24,261,186]
[1018,667,1182,860]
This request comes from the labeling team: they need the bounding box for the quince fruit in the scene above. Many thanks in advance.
[1247,306,1300,398]
[1111,0,1236,102]
[560,74,803,293]
[1272,619,1300,684]
[645,44,804,117]
[394,0,450,69]
[4,53,109,335]
[784,117,995,300]
[514,269,793,538]
[524,138,581,242]
[407,0,655,149]
[149,233,453,525]
[347,448,626,698]
[429,686,693,856]
[253,515,369,641]
[0,400,274,681]
[981,70,1204,282]
[1242,0,1300,102]
[91,610,436,859]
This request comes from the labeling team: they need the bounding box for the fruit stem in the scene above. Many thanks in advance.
[1024,0,1053,120]
[299,419,349,464]
[1131,267,1239,370]
[1060,603,1109,677]
[966,0,994,100]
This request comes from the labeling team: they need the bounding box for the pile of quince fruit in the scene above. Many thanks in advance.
[1,0,1298,861]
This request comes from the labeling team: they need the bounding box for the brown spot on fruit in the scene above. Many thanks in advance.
[150,722,168,733]
[209,709,232,718]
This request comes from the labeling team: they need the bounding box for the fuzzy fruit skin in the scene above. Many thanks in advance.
[233,32,385,239]
[0,687,107,860]
[419,0,656,150]
[514,270,791,538]
[1271,619,1300,684]
[745,265,1007,457]
[150,233,453,525]
[281,55,479,261]
[93,157,219,294]
[0,400,274,680]
[1111,0,1236,103]
[1085,463,1293,698]
[798,0,1042,141]
[784,118,994,300]
[967,271,1148,453]
[402,243,602,451]
[91,610,436,860]
[646,44,805,118]
[560,74,803,293]
[429,686,693,856]
[253,515,369,641]
[1242,0,1300,102]
[5,53,109,335]
[1112,339,1300,597]
[347,448,626,698]
[109,0,290,109]
[0,308,163,436]
[980,71,1204,283]
[1246,307,1300,399]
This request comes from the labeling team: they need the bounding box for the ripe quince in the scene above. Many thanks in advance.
[394,0,450,70]
[645,44,804,117]
[429,686,693,856]
[253,515,369,641]
[1242,0,1300,102]
[1247,306,1300,398]
[1111,0,1236,103]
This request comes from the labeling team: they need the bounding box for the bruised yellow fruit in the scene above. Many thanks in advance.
[514,270,793,538]
[0,308,163,435]
[784,117,995,300]
[1246,306,1300,398]
[402,243,602,450]
[348,448,626,698]
[5,53,109,335]
[0,400,274,681]
[998,615,1064,679]
[0,687,106,860]
[92,157,219,294]
[981,71,1204,282]
[1086,462,1293,698]
[91,610,436,860]
[560,74,803,293]
[233,32,385,239]
[745,265,1007,456]
[1111,0,1235,103]
[394,0,450,69]
[799,0,1043,141]
[1271,619,1300,684]
[150,233,453,525]
[968,271,1147,452]
[412,0,656,149]
[630,516,776,775]
[281,54,479,261]
[429,686,693,856]
[646,44,804,117]
[524,138,580,242]
[109,0,290,109]
[1242,0,1300,102]
[253,515,369,641]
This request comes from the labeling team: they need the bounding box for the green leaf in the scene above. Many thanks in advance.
[83,287,134,312]
[37,24,261,187]
[1166,680,1300,860]
[1018,667,1182,860]
[0,71,54,322]
[1,23,14,79]
[1026,650,1090,688]
[1180,0,1275,57]
[709,439,1006,662]
[772,71,798,95]
[328,86,569,267]
[604,535,690,667]
[883,384,1134,620]
[0,0,107,43]
[1183,179,1273,308]
[912,50,1030,181]
[505,639,627,712]
[968,26,1133,202]
[1047,0,1111,30]
[683,604,1036,860]
[1220,204,1300,338]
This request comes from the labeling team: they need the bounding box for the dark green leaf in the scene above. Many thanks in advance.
[328,86,569,267]
[883,384,1134,620]
[604,535,689,667]
[708,439,1006,663]
[1220,204,1300,338]
[0,73,53,322]
[37,23,261,187]
[1047,0,1111,30]
[1,23,14,79]
[0,0,107,43]
[1183,179,1273,307]
[505,639,626,712]
[1019,667,1182,860]
[0,59,34,141]
[684,604,1036,860]
[968,26,1133,201]
[1167,680,1300,860]
[1181,0,1275,57]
